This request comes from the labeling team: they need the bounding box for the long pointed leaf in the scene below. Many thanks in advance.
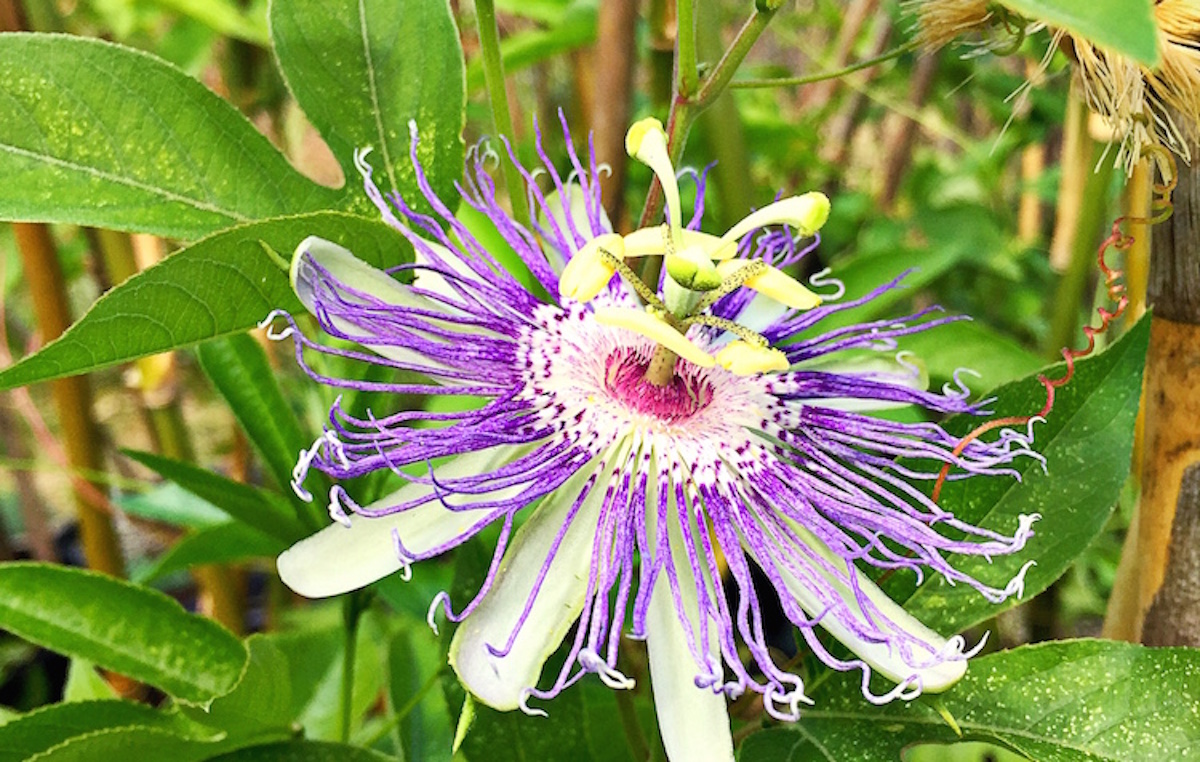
[197,333,312,494]
[0,34,342,238]
[124,449,307,543]
[270,0,466,209]
[0,563,247,706]
[0,212,406,390]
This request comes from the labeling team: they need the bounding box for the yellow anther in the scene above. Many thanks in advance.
[559,234,624,302]
[715,260,822,310]
[625,118,683,247]
[710,192,832,259]
[714,341,789,375]
[593,307,715,368]
[622,227,720,259]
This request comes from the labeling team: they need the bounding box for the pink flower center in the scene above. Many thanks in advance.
[603,348,712,423]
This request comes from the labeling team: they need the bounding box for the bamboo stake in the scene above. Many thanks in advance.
[11,223,125,577]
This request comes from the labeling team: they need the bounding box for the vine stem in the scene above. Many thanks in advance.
[635,0,782,291]
[730,40,917,89]
[475,0,531,230]
[339,590,371,742]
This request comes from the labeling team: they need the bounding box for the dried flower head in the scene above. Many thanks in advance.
[1070,0,1200,174]
[908,0,995,51]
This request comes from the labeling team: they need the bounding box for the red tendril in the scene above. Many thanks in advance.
[931,219,1133,503]
[930,153,1177,504]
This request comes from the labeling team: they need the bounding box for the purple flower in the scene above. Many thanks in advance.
[270,116,1039,760]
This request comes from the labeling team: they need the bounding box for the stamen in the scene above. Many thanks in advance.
[559,233,624,301]
[693,260,768,313]
[710,192,831,259]
[714,260,823,311]
[714,341,790,375]
[682,314,768,347]
[622,226,720,258]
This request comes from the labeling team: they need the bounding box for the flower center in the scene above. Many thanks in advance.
[604,347,712,423]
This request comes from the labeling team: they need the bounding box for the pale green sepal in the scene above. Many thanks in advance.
[277,445,523,598]
[644,454,736,762]
[448,445,617,711]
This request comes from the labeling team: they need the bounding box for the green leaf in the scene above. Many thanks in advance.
[207,740,396,761]
[0,211,408,390]
[388,627,452,762]
[181,635,294,743]
[998,0,1159,66]
[739,640,1200,762]
[270,0,466,209]
[116,482,233,530]
[14,727,220,762]
[456,683,634,762]
[152,0,270,45]
[264,624,342,722]
[0,34,340,238]
[896,320,1043,393]
[62,659,118,703]
[294,611,389,741]
[137,522,287,584]
[197,333,312,494]
[0,563,247,705]
[0,700,220,762]
[892,315,1150,633]
[124,450,308,543]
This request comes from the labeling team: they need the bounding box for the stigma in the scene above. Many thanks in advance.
[558,118,831,379]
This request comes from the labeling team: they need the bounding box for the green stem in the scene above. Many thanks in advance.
[474,0,531,230]
[359,665,448,749]
[692,3,781,110]
[615,686,650,760]
[635,2,779,290]
[1046,146,1116,357]
[730,40,918,89]
[675,0,697,97]
[339,590,371,742]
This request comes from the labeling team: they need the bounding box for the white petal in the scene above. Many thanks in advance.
[449,447,613,710]
[772,524,966,692]
[292,236,417,312]
[410,234,480,300]
[277,445,522,598]
[290,237,500,384]
[645,472,735,762]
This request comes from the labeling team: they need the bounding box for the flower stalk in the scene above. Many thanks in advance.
[474,0,531,230]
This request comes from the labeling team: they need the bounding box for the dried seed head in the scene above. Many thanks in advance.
[907,0,994,51]
[1068,0,1200,174]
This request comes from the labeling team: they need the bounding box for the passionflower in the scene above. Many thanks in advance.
[269,115,1039,760]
